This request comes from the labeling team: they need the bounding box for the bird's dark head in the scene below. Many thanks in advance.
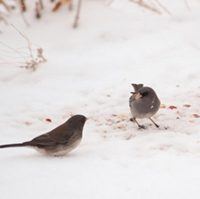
[69,114,87,124]
[66,114,87,130]
[138,87,156,98]
[131,86,156,100]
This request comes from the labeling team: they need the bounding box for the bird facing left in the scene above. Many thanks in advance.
[0,115,87,156]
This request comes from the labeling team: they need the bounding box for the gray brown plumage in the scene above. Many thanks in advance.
[0,115,87,156]
[129,84,160,129]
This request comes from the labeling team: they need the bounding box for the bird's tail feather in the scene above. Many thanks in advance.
[0,142,29,148]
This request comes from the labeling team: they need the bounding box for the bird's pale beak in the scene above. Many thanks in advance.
[133,92,142,100]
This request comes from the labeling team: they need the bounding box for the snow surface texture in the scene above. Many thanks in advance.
[0,0,200,198]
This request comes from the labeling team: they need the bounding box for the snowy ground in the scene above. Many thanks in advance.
[0,0,200,198]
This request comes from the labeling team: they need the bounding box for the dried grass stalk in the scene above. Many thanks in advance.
[19,0,26,12]
[0,0,10,12]
[73,0,82,28]
[130,0,162,14]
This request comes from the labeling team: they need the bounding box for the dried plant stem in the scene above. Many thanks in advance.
[0,41,28,60]
[35,1,42,19]
[184,0,190,11]
[73,0,82,28]
[130,0,161,15]
[21,48,47,71]
[39,0,44,10]
[52,1,62,11]
[37,48,47,62]
[0,12,8,25]
[20,12,29,27]
[10,24,33,59]
[106,0,114,6]
[17,0,29,26]
[0,0,10,12]
[68,0,73,10]
[154,0,172,15]
[19,0,26,12]
[0,24,46,71]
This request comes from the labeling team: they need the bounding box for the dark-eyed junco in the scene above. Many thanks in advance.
[0,115,87,156]
[129,84,160,129]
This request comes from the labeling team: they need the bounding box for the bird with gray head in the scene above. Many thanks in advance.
[0,115,87,156]
[129,84,160,129]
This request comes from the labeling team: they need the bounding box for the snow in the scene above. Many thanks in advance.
[0,0,200,198]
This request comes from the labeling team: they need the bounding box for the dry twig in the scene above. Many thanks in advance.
[0,24,47,71]
[106,0,114,6]
[17,0,30,26]
[0,11,8,25]
[10,24,33,59]
[0,0,10,12]
[21,48,47,71]
[35,1,42,19]
[68,0,73,10]
[52,1,62,11]
[154,0,172,15]
[52,0,72,12]
[130,0,162,14]
[20,12,29,26]
[19,0,26,12]
[184,0,190,11]
[73,0,82,28]
[39,0,44,10]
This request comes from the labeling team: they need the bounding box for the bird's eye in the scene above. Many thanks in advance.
[141,91,148,97]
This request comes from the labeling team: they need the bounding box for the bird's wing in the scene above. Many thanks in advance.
[29,122,76,147]
[30,132,69,147]
[30,133,58,147]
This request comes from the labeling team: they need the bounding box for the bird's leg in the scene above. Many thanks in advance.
[130,118,146,129]
[149,118,159,128]
[68,0,73,10]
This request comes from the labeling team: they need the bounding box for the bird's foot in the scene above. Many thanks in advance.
[149,118,159,129]
[138,125,146,130]
[164,126,169,130]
